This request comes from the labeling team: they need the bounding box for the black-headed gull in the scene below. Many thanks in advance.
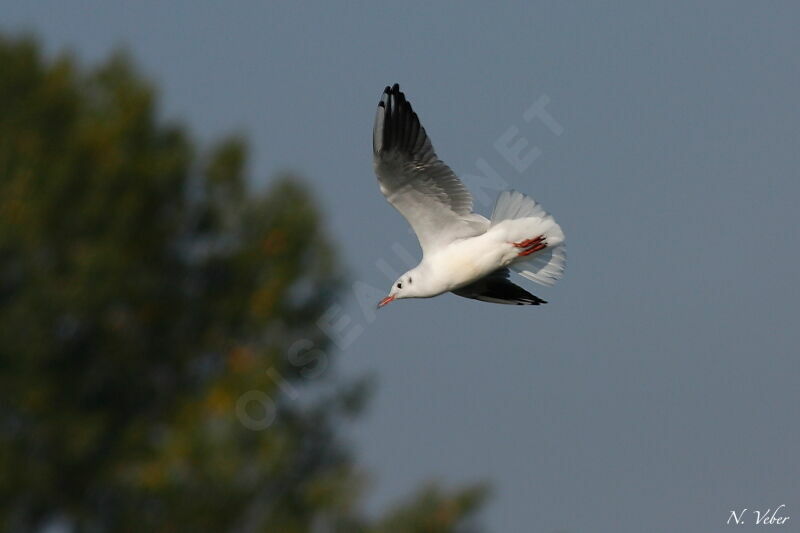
[373,84,566,307]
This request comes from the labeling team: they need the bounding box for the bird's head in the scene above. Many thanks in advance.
[377,271,419,308]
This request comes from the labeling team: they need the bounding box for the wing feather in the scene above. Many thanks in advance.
[451,268,547,306]
[373,84,487,255]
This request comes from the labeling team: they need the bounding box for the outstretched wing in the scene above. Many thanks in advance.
[451,268,547,306]
[373,84,488,256]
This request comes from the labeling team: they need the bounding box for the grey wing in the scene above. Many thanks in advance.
[451,268,547,306]
[373,84,488,256]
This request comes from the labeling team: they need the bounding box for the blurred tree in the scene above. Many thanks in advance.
[0,35,486,533]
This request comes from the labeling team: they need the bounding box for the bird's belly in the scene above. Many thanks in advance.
[436,236,509,290]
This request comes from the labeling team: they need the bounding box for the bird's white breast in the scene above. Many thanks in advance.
[426,231,514,292]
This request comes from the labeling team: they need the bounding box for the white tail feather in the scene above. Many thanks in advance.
[491,189,548,222]
[490,190,566,287]
[514,245,566,287]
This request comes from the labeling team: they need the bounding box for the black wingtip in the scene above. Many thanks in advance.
[515,297,547,305]
[375,83,425,157]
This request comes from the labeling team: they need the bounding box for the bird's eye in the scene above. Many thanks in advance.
[408,277,412,284]
[396,282,402,289]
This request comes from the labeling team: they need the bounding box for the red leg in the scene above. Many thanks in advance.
[517,242,547,256]
[512,234,548,256]
[512,235,545,248]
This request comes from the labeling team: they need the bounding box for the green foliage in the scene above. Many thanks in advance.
[0,34,486,532]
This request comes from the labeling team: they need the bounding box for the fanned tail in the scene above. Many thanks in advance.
[490,190,566,287]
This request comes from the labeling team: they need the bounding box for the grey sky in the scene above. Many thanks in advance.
[4,2,799,531]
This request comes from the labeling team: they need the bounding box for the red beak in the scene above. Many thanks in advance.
[377,295,395,308]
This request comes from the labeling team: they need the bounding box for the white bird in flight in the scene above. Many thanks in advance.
[373,84,566,307]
